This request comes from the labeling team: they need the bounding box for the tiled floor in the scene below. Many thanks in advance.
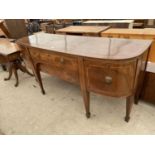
[0,68,155,134]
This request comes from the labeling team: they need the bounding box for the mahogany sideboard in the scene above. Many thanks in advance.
[17,33,152,122]
[56,26,110,37]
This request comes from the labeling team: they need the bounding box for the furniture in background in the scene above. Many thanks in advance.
[0,39,33,86]
[133,20,148,28]
[0,20,11,38]
[141,71,155,103]
[83,20,134,28]
[0,28,7,38]
[4,19,28,39]
[56,26,110,36]
[101,28,155,103]
[17,33,152,122]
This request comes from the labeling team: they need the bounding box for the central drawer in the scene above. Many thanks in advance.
[29,48,79,84]
[84,59,137,97]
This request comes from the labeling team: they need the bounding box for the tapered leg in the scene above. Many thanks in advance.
[36,66,45,95]
[125,96,134,122]
[81,90,90,118]
[78,57,91,118]
[4,64,13,81]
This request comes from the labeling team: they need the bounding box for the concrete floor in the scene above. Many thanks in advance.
[0,68,155,135]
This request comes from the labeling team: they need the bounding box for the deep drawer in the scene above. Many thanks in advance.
[84,59,137,97]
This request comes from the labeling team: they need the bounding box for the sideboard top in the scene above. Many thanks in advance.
[17,32,152,60]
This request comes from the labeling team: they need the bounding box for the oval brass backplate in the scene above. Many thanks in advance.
[105,76,112,84]
[60,57,64,64]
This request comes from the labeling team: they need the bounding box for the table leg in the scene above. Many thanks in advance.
[78,57,90,118]
[4,60,33,87]
[81,90,90,118]
[125,95,134,122]
[35,65,45,95]
[4,63,13,81]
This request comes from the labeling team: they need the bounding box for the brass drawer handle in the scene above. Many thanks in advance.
[60,57,64,64]
[105,76,112,84]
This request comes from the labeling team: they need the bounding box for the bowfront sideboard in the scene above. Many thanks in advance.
[17,33,152,122]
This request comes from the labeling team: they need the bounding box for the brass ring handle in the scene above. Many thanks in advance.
[60,57,64,64]
[105,76,112,84]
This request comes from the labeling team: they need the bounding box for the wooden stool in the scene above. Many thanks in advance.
[0,39,33,87]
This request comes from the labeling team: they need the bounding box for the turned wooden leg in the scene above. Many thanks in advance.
[4,63,13,81]
[36,66,45,95]
[81,90,90,118]
[125,96,134,122]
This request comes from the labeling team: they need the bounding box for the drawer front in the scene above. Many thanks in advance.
[30,48,79,84]
[84,59,137,97]
[101,33,120,38]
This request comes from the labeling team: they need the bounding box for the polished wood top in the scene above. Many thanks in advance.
[56,26,110,34]
[83,20,134,24]
[17,33,152,60]
[102,28,155,36]
[0,39,21,56]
